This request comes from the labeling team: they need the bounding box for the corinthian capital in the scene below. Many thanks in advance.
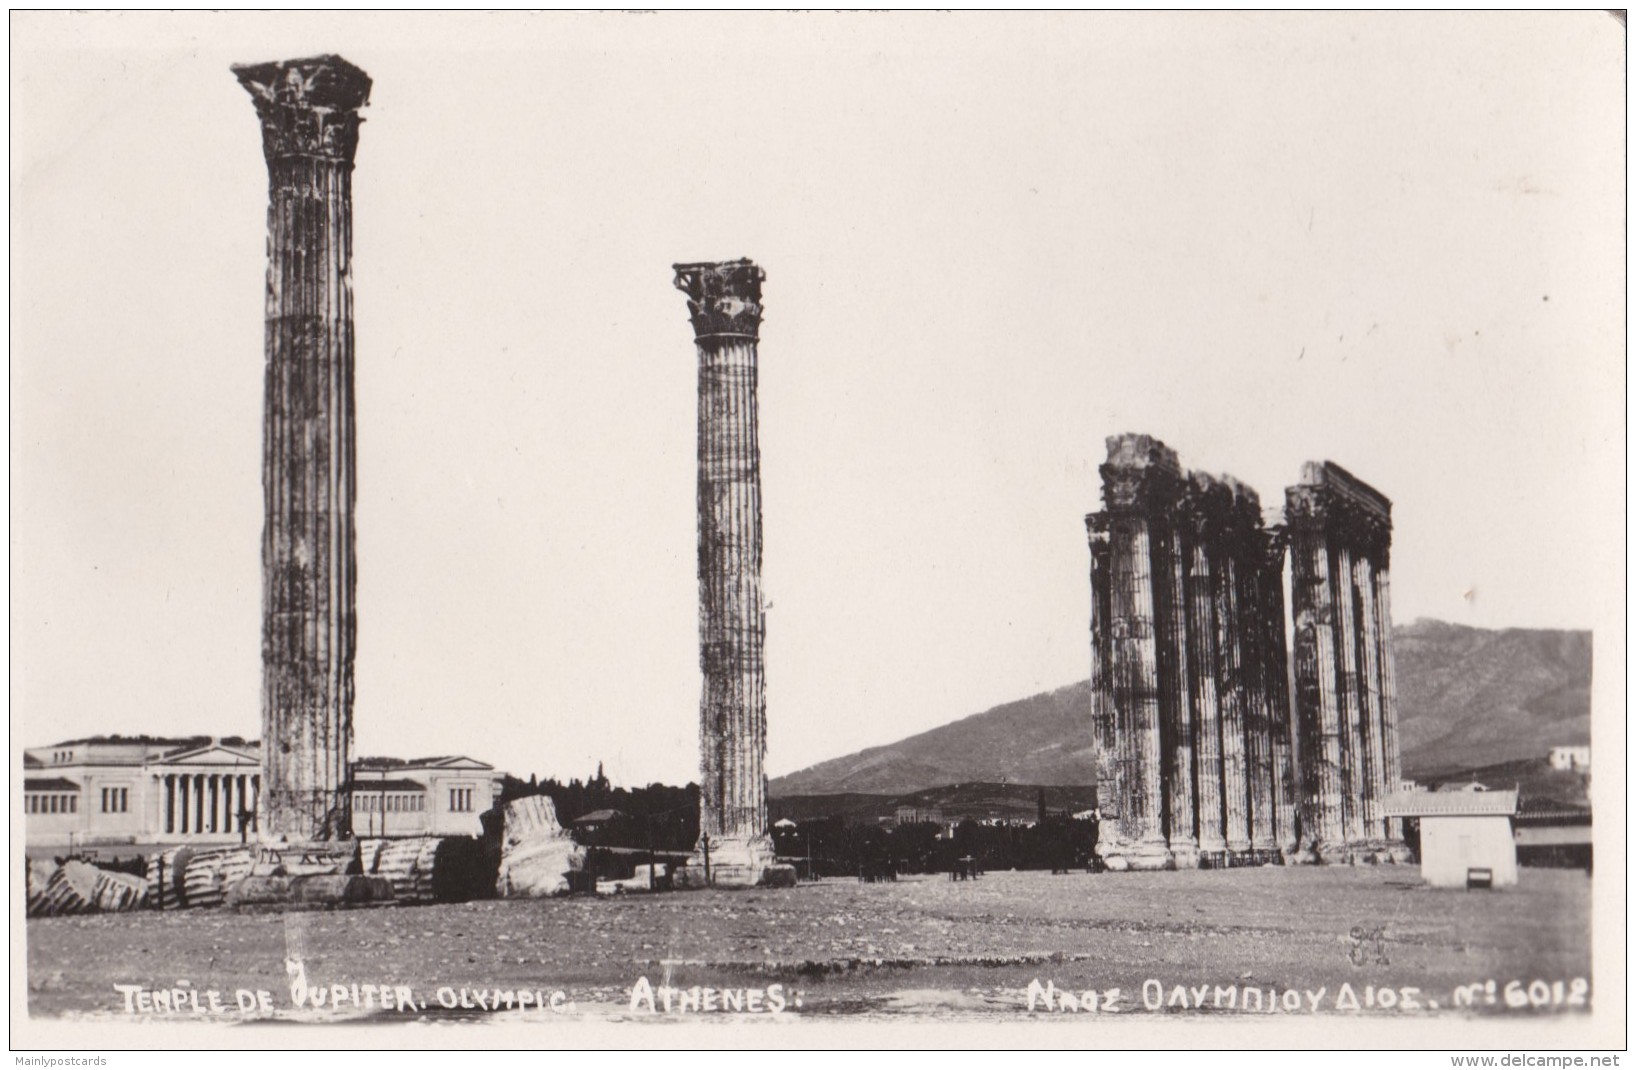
[673,259,765,342]
[233,54,372,163]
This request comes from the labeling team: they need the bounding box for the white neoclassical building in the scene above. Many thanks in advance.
[23,736,505,853]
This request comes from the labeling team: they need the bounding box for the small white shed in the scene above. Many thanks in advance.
[1382,788,1519,888]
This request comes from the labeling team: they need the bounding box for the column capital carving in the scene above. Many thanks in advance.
[674,259,765,342]
[1282,461,1393,562]
[233,55,372,163]
[1098,433,1184,515]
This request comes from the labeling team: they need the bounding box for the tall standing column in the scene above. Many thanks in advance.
[1213,548,1252,855]
[1374,562,1408,850]
[1087,525,1120,820]
[674,259,774,887]
[1332,545,1368,847]
[234,56,372,843]
[1260,538,1299,855]
[1092,434,1182,870]
[1107,514,1168,866]
[1286,508,1347,860]
[1353,553,1388,843]
[1183,487,1226,860]
[1154,517,1198,867]
[1243,563,1278,855]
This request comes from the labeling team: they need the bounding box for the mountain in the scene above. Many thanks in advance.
[770,619,1592,798]
[770,680,1098,797]
[1393,619,1591,777]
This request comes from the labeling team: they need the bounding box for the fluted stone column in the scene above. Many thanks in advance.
[1087,526,1120,819]
[1107,514,1167,866]
[1154,517,1198,867]
[1353,554,1388,843]
[1260,538,1299,855]
[234,55,371,843]
[1287,507,1347,860]
[674,259,774,887]
[1332,545,1368,847]
[1243,539,1282,857]
[1374,562,1408,850]
[1213,548,1252,855]
[1183,489,1226,860]
[1095,434,1180,870]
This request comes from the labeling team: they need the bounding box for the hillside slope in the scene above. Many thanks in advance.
[770,620,1591,797]
[771,680,1097,796]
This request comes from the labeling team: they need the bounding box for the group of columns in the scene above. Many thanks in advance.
[1088,435,1405,869]
[162,773,261,838]
[229,55,779,873]
[1087,434,1296,869]
[1285,462,1409,863]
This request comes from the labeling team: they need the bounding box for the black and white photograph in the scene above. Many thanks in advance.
[10,10,1624,1052]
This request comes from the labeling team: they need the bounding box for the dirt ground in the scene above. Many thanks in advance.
[25,866,1592,1024]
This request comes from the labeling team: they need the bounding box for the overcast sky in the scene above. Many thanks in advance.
[11,12,1624,787]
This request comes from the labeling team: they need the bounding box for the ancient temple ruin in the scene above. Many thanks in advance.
[672,259,781,887]
[233,55,372,844]
[1087,434,1404,869]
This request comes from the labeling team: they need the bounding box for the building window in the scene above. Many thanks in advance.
[69,795,78,813]
[101,787,128,813]
[450,787,473,812]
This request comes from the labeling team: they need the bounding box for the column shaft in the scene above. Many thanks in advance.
[1261,549,1298,853]
[1238,539,1277,853]
[1088,530,1119,818]
[1353,554,1388,841]
[1213,552,1250,853]
[236,56,371,843]
[1154,520,1197,858]
[1289,529,1346,852]
[1109,514,1166,852]
[1374,564,1404,840]
[675,260,772,881]
[696,340,766,851]
[1332,546,1368,849]
[1185,538,1226,854]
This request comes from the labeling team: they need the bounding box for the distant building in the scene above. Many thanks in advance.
[1548,745,1590,773]
[1383,789,1519,888]
[1513,808,1593,871]
[24,736,262,852]
[347,756,505,839]
[23,736,504,851]
[895,805,944,826]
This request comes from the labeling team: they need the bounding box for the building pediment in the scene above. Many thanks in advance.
[155,745,261,767]
[410,756,494,772]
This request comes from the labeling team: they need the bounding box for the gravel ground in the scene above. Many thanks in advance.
[25,866,1591,1023]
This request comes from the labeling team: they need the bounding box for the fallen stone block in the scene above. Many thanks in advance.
[496,795,584,898]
